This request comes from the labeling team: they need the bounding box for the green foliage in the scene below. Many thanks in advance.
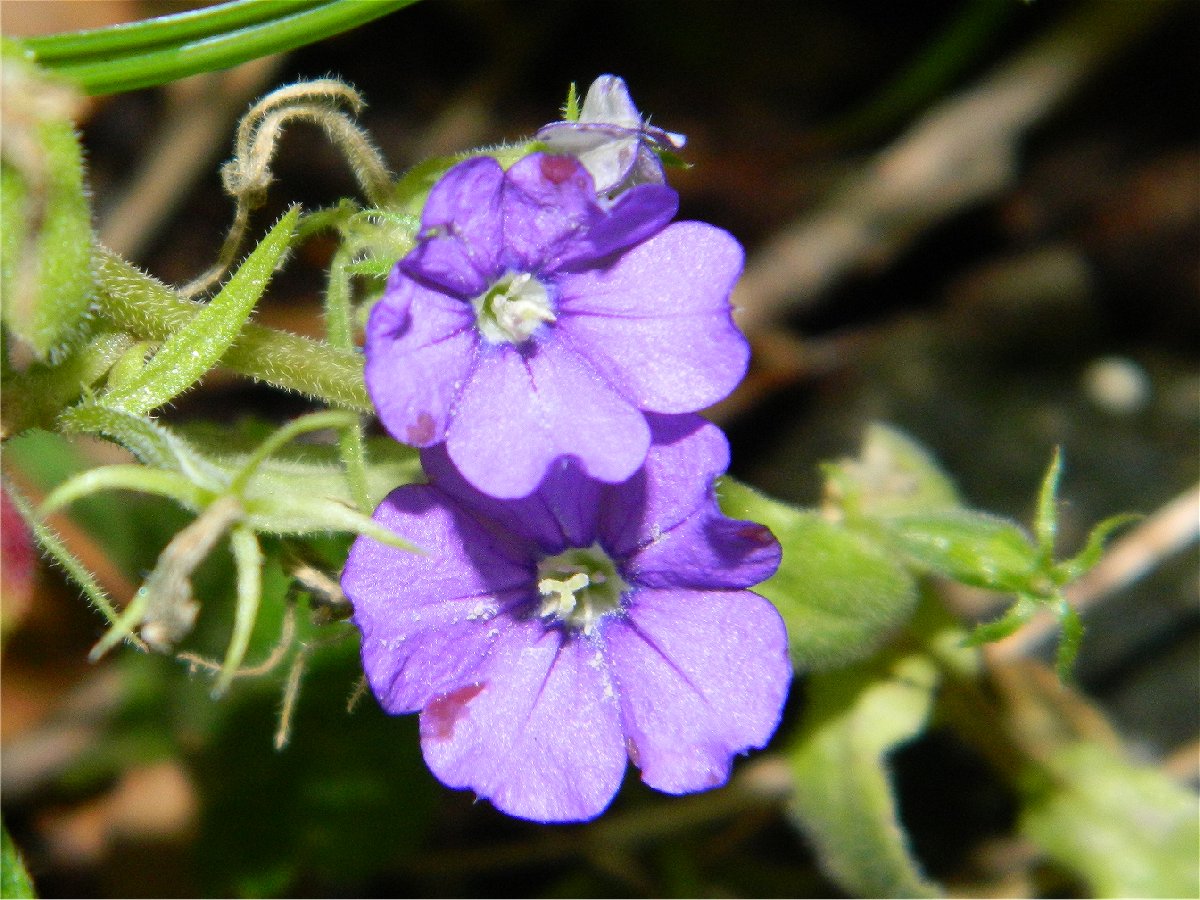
[91,248,373,412]
[95,206,300,415]
[16,0,423,96]
[786,650,942,898]
[0,52,93,360]
[192,651,435,897]
[1,822,37,899]
[720,479,918,670]
[1020,742,1200,898]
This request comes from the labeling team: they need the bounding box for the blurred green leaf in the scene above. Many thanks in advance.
[824,423,961,521]
[880,510,1038,593]
[1033,447,1063,561]
[1020,741,1200,898]
[1,821,37,899]
[720,479,918,670]
[787,652,942,898]
[98,206,299,415]
[0,54,93,359]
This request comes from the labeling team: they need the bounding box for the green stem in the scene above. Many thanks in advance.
[326,245,372,512]
[93,248,371,411]
[20,0,423,96]
[2,475,120,626]
[1,331,133,438]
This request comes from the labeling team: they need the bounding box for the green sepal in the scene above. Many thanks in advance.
[1033,446,1063,562]
[655,148,692,170]
[563,81,580,121]
[1054,597,1084,681]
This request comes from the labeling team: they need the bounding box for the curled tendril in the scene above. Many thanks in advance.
[182,78,393,297]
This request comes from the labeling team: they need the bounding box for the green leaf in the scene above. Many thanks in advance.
[0,56,93,358]
[1,821,37,899]
[1054,597,1084,680]
[98,206,300,415]
[824,423,961,521]
[243,491,417,550]
[215,526,263,696]
[880,510,1039,593]
[19,0,423,96]
[963,594,1039,646]
[1034,447,1063,561]
[92,248,372,411]
[1020,741,1199,898]
[59,404,223,484]
[1055,512,1140,585]
[720,479,918,670]
[787,653,942,898]
[39,464,212,515]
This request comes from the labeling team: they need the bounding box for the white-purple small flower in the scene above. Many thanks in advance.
[537,74,686,198]
[342,414,791,823]
[365,151,749,499]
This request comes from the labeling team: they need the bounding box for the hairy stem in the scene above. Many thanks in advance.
[93,247,371,411]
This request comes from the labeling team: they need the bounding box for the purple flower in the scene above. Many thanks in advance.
[365,151,749,499]
[342,414,791,823]
[537,74,686,198]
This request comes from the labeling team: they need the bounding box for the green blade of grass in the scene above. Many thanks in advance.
[21,0,422,96]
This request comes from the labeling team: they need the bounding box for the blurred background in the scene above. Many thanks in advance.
[2,1,1197,896]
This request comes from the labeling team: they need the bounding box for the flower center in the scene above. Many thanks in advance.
[536,544,627,634]
[472,271,555,344]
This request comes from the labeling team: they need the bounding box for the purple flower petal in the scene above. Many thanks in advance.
[578,74,642,128]
[604,587,791,794]
[420,623,626,822]
[364,272,478,447]
[599,414,731,557]
[554,183,678,270]
[446,341,650,499]
[557,222,748,412]
[501,154,601,272]
[403,157,504,296]
[535,123,640,194]
[623,506,782,589]
[343,485,536,712]
[422,443,601,552]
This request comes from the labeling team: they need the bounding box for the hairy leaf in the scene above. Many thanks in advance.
[788,653,942,898]
[720,479,918,670]
[1021,741,1199,898]
[98,206,299,414]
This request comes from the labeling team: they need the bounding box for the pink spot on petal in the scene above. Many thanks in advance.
[540,155,578,185]
[422,682,487,741]
[736,523,775,546]
[406,411,436,445]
